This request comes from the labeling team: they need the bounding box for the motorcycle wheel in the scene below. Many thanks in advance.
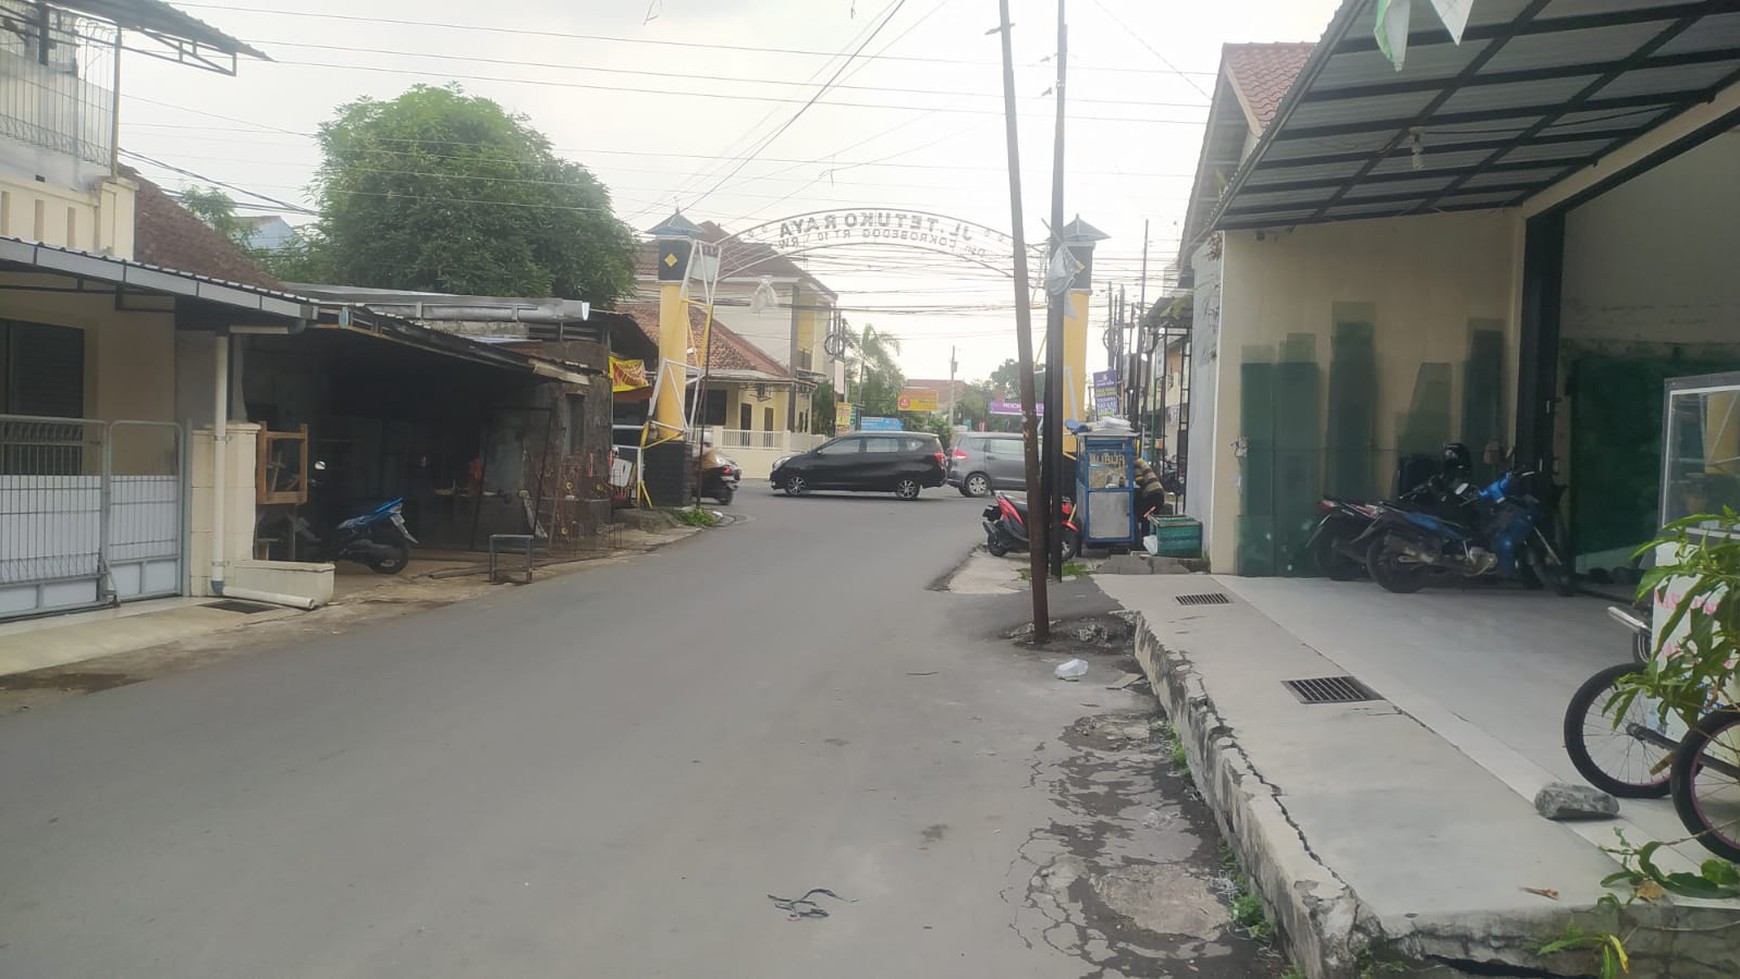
[1366,536,1430,594]
[1059,529,1081,563]
[986,531,1011,557]
[368,539,411,575]
[1527,531,1577,596]
[715,484,734,505]
[1311,530,1364,581]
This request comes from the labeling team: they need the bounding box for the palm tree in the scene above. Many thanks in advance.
[847,324,904,416]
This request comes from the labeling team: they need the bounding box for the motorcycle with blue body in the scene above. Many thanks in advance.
[270,496,420,574]
[1353,470,1575,596]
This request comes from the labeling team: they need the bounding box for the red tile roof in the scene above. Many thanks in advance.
[125,167,281,290]
[618,302,792,378]
[1222,42,1315,134]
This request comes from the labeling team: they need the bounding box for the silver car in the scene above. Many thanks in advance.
[947,433,1027,497]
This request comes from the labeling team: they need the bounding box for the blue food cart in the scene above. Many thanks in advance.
[1075,432,1141,549]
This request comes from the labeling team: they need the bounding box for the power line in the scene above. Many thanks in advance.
[211,38,1209,110]
[120,119,1201,179]
[694,0,905,212]
[169,2,1217,77]
[236,56,1200,124]
[120,149,315,215]
[1085,0,1214,100]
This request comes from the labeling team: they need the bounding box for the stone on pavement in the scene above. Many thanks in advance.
[1533,782,1620,821]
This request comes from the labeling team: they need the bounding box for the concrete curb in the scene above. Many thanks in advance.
[1129,611,1740,979]
[1130,614,1372,979]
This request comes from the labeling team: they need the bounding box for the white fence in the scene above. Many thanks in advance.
[0,416,183,619]
[706,428,827,480]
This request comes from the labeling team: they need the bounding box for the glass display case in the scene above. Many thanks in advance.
[1660,371,1740,528]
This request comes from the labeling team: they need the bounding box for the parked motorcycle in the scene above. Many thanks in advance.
[700,447,740,504]
[983,492,1081,561]
[1303,443,1476,581]
[273,497,420,574]
[1356,470,1574,595]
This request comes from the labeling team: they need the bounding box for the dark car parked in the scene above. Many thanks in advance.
[771,431,947,500]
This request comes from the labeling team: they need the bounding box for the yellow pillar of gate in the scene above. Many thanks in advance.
[653,279,689,440]
[1063,287,1090,435]
[1061,217,1107,458]
[648,211,704,443]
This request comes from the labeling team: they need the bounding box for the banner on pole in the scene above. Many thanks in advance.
[896,388,940,412]
[1092,369,1121,414]
[609,357,650,393]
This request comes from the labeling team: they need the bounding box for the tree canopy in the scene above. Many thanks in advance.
[845,324,905,418]
[179,186,253,249]
[309,85,637,302]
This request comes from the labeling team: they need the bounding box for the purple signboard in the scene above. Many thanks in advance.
[989,400,1044,416]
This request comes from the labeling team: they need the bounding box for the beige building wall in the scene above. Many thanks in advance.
[187,422,260,597]
[0,281,176,427]
[0,174,136,257]
[1200,209,1521,573]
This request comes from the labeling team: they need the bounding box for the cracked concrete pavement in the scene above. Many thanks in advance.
[0,488,1280,978]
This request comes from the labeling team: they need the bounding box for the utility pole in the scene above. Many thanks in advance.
[1041,0,1069,581]
[1104,288,1115,373]
[948,345,958,429]
[992,0,1048,642]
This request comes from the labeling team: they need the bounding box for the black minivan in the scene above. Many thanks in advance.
[771,431,947,500]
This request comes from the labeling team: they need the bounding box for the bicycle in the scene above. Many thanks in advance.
[1563,604,1740,862]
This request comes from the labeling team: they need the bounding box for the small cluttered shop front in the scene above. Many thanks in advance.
[237,313,605,556]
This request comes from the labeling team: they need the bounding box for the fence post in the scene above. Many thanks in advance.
[99,421,114,604]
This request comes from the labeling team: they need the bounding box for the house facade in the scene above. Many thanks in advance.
[0,1,610,620]
[633,218,843,433]
[1180,3,1740,577]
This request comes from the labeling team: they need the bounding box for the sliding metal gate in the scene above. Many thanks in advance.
[0,415,184,619]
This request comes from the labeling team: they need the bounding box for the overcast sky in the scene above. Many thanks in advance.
[122,0,1341,380]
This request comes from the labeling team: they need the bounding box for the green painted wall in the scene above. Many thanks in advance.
[1566,345,1740,572]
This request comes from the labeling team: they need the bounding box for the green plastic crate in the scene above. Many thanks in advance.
[1145,514,1202,558]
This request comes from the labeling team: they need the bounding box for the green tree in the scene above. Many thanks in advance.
[845,324,904,418]
[179,186,254,249]
[811,381,838,434]
[312,85,636,302]
[989,356,1043,401]
[178,184,335,283]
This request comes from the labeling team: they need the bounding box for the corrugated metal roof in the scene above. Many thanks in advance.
[1213,0,1740,231]
[53,0,266,60]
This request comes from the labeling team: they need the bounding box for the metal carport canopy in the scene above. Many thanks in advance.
[1212,0,1740,232]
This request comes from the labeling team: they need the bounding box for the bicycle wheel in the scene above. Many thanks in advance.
[1670,708,1740,863]
[1563,663,1675,799]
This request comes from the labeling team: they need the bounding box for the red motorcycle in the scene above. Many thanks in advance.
[982,492,1081,561]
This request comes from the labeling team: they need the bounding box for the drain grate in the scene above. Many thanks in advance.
[1283,676,1381,705]
[1175,592,1231,607]
[204,599,276,614]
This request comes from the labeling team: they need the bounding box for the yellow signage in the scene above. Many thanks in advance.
[835,402,857,434]
[897,388,940,412]
[609,357,650,393]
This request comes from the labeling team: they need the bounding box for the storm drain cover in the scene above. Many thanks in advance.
[1175,592,1231,607]
[204,599,276,614]
[1283,676,1381,705]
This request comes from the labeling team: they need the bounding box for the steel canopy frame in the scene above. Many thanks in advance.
[1209,0,1740,233]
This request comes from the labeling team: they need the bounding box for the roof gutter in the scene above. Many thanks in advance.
[1207,0,1368,233]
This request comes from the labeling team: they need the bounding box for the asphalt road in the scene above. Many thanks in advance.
[0,485,1273,978]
